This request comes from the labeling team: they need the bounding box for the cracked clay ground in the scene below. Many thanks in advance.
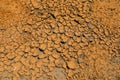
[0,0,120,80]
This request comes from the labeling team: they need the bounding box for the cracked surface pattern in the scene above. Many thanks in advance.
[0,0,120,80]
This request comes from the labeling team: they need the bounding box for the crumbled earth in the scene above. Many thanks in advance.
[0,0,120,80]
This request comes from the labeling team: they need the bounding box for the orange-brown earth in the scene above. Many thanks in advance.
[0,0,120,80]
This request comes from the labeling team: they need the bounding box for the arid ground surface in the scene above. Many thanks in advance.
[0,0,120,80]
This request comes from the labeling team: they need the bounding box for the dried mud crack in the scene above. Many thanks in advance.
[0,0,120,80]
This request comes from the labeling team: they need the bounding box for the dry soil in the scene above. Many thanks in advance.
[0,0,120,80]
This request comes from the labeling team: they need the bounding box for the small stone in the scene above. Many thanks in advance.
[53,26,59,33]
[12,42,19,49]
[53,44,60,49]
[65,31,74,37]
[104,29,109,36]
[38,53,47,59]
[6,53,15,60]
[81,37,87,43]
[54,38,61,44]
[77,50,83,56]
[42,58,49,63]
[56,47,63,53]
[31,0,39,8]
[85,18,90,22]
[72,42,78,48]
[67,38,74,46]
[51,34,57,40]
[67,58,79,69]
[67,69,74,77]
[31,41,39,47]
[31,48,39,56]
[59,26,65,33]
[74,37,81,43]
[24,46,31,52]
[36,61,43,68]
[19,45,25,51]
[0,66,4,72]
[52,53,60,59]
[48,66,54,72]
[55,58,65,67]
[44,49,52,55]
[17,51,24,56]
[60,34,68,42]
[4,59,11,66]
[14,54,21,62]
[30,56,37,64]
[39,43,47,51]
[0,46,5,52]
[54,11,59,17]
[38,37,45,44]
[49,56,55,62]
[12,62,22,71]
[74,31,81,37]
